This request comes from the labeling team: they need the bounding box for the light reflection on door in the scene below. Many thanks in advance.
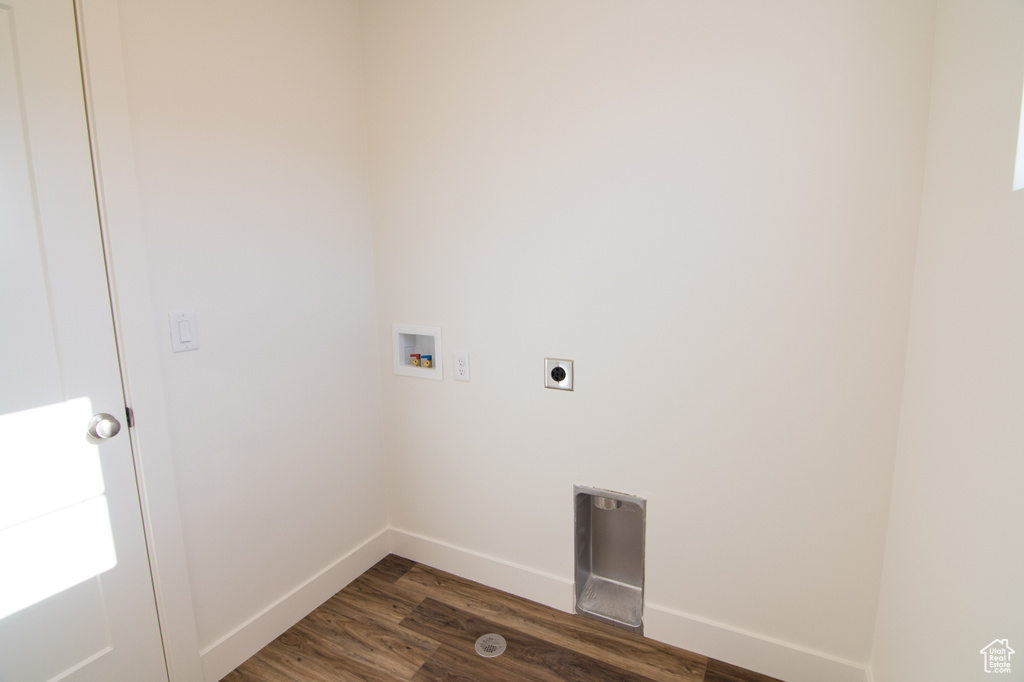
[0,397,117,621]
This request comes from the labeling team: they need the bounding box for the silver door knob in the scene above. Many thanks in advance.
[87,413,121,440]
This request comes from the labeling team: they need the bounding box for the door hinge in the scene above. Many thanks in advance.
[125,406,135,428]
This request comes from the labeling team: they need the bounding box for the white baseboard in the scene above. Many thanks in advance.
[198,528,391,682]
[390,527,870,682]
[389,528,574,612]
[644,602,869,682]
[198,527,871,682]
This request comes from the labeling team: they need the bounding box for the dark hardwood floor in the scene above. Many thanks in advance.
[223,555,783,682]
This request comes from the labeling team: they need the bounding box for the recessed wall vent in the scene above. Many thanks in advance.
[574,485,646,634]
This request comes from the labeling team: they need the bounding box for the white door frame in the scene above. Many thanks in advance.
[75,1,203,679]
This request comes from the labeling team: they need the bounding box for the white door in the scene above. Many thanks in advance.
[0,1,168,680]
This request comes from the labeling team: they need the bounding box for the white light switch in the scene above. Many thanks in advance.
[169,311,199,352]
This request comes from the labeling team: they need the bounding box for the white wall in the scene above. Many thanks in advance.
[870,3,1024,680]
[108,3,1024,680]
[114,0,387,676]
[362,1,934,677]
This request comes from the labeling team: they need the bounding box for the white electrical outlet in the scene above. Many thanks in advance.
[453,352,470,382]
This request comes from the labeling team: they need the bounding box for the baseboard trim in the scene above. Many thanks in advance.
[390,527,869,682]
[644,602,868,682]
[198,528,391,682]
[389,528,574,612]
[198,528,871,682]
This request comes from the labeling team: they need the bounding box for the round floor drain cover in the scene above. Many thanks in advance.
[474,633,507,658]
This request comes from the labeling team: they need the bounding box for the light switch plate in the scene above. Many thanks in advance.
[545,358,573,390]
[169,310,199,352]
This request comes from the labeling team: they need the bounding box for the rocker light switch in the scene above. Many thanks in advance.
[169,311,199,352]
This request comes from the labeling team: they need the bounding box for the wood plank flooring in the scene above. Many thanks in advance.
[222,555,784,682]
